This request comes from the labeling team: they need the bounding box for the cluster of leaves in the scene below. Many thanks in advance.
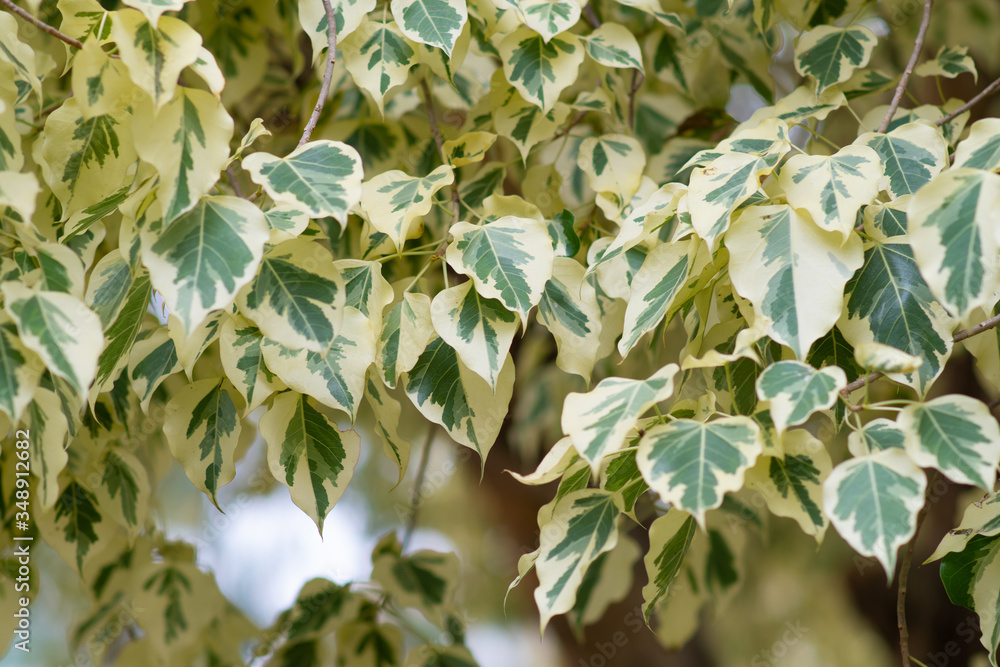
[3,0,1000,662]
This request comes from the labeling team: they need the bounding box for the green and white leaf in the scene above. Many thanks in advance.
[128,328,181,412]
[915,45,977,81]
[755,360,846,435]
[534,489,621,632]
[637,416,763,526]
[220,314,284,412]
[495,0,579,42]
[341,16,418,115]
[110,10,202,110]
[260,308,375,420]
[372,546,459,621]
[243,140,364,228]
[727,204,863,359]
[930,491,1000,560]
[443,131,496,167]
[445,215,556,321]
[619,239,694,358]
[299,0,376,62]
[431,280,517,390]
[577,135,645,205]
[857,122,948,200]
[939,535,1000,665]
[907,168,1000,320]
[163,378,241,508]
[899,395,1000,490]
[777,145,881,239]
[641,510,696,622]
[794,24,877,92]
[402,337,513,464]
[360,165,454,251]
[260,391,361,532]
[537,258,603,384]
[490,71,570,161]
[499,28,584,113]
[953,119,1000,171]
[853,341,923,374]
[562,364,679,474]
[141,196,268,335]
[363,375,410,486]
[237,239,346,353]
[745,430,831,540]
[584,23,643,72]
[133,88,234,223]
[24,388,69,510]
[3,285,104,399]
[823,449,926,577]
[37,479,114,572]
[0,319,42,422]
[688,153,780,247]
[390,0,467,56]
[377,292,435,389]
[91,272,151,395]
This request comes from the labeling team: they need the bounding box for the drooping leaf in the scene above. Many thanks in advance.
[0,319,43,423]
[489,71,570,161]
[858,122,948,200]
[364,375,411,486]
[341,16,418,115]
[534,489,621,632]
[641,510,696,622]
[727,204,863,359]
[915,45,977,81]
[391,0,467,56]
[259,391,361,532]
[562,364,679,474]
[637,416,763,526]
[537,258,603,384]
[619,239,694,358]
[430,280,517,390]
[907,168,1000,320]
[823,449,926,577]
[496,0,579,42]
[299,0,376,62]
[899,395,1000,490]
[128,328,181,412]
[377,292,435,389]
[3,285,104,400]
[953,118,1000,171]
[372,544,459,622]
[163,378,241,507]
[577,135,645,205]
[91,273,151,395]
[402,337,513,465]
[584,23,643,72]
[220,314,284,412]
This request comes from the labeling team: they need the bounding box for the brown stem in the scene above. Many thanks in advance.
[419,78,461,225]
[583,2,600,29]
[840,311,1000,410]
[1,0,83,49]
[554,110,588,140]
[936,76,1000,126]
[401,427,435,552]
[297,0,337,147]
[897,471,939,667]
[628,69,644,131]
[878,0,933,134]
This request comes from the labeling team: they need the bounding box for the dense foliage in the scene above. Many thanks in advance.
[3,0,1000,663]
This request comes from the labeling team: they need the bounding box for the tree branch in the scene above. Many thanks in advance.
[898,472,939,667]
[878,0,933,134]
[840,311,1000,409]
[628,69,644,131]
[401,427,435,552]
[297,0,338,148]
[419,77,461,226]
[1,0,83,50]
[937,76,1000,126]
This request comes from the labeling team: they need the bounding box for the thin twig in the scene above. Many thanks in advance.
[297,0,338,147]
[878,0,933,134]
[401,427,435,552]
[1,0,83,49]
[418,78,461,225]
[840,311,1000,410]
[898,471,939,667]
[226,164,245,198]
[554,110,588,139]
[937,76,1000,126]
[628,69,644,131]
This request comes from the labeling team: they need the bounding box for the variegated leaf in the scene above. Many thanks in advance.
[445,215,555,321]
[496,0,579,42]
[848,418,906,456]
[853,341,923,374]
[111,10,201,110]
[953,119,1000,171]
[141,196,268,335]
[727,204,863,359]
[637,416,763,526]
[360,165,454,251]
[220,314,283,413]
[907,168,1000,320]
[0,319,42,422]
[577,135,645,206]
[900,395,1000,490]
[562,364,679,474]
[537,258,603,384]
[430,280,517,390]
[128,328,181,412]
[91,273,151,395]
[584,23,643,72]
[299,0,375,62]
[163,378,242,508]
[391,0,467,56]
[377,292,435,388]
[534,489,621,632]
[914,45,977,81]
[755,360,846,435]
[243,141,364,228]
[823,449,926,577]
[443,132,496,167]
[260,391,361,532]
[341,16,418,115]
[641,510,696,621]
[402,337,513,464]
[499,28,584,113]
[489,71,570,161]
[619,239,694,358]
[794,24,877,92]
[364,375,410,486]
[857,122,948,200]
[688,152,781,247]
